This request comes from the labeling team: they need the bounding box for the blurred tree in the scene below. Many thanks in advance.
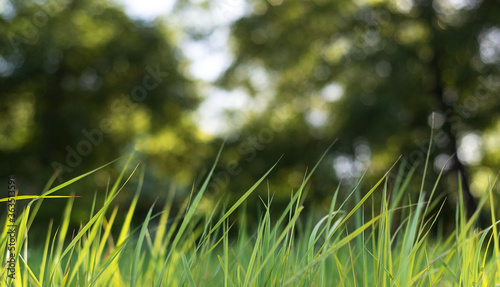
[207,0,500,217]
[0,0,205,221]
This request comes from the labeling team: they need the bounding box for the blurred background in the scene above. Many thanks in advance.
[1,0,499,233]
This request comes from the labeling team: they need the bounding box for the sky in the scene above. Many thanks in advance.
[119,0,176,20]
[118,0,254,135]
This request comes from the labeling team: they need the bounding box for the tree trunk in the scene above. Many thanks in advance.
[430,51,478,218]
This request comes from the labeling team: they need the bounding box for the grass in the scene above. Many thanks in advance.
[1,144,500,286]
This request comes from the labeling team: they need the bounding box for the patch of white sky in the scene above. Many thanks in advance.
[117,0,258,135]
[118,0,176,20]
[458,132,483,165]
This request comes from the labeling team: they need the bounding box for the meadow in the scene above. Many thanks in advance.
[1,143,499,287]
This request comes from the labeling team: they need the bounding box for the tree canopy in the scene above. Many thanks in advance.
[1,0,206,221]
[1,0,499,224]
[207,0,500,215]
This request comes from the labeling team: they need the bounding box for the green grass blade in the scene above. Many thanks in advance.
[131,202,154,287]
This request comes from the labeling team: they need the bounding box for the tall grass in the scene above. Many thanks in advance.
[1,146,499,286]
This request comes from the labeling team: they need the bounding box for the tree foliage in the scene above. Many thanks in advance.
[0,0,203,220]
[214,0,500,214]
